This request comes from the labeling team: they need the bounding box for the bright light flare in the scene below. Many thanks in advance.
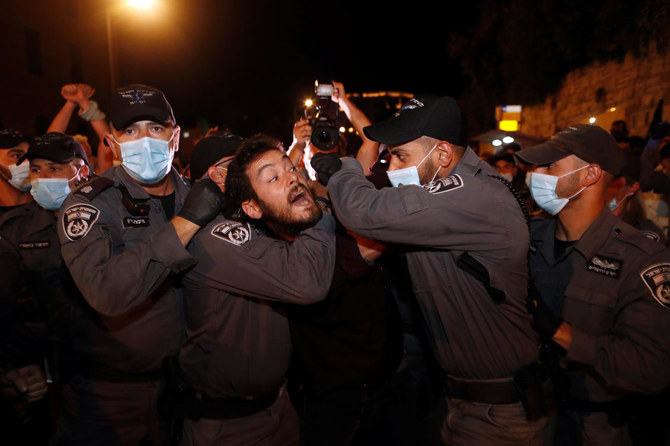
[305,99,313,108]
[589,117,596,123]
[498,120,519,132]
[128,0,155,9]
[502,136,515,144]
[492,139,502,147]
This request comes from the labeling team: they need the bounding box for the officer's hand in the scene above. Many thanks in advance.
[530,297,563,339]
[177,178,225,227]
[5,365,48,402]
[310,152,342,187]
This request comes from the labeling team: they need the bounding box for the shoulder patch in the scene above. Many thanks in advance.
[63,204,101,241]
[640,263,670,308]
[422,174,463,195]
[587,255,623,279]
[74,176,114,200]
[211,221,251,246]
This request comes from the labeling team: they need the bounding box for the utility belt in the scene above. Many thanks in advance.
[446,363,555,420]
[175,387,280,421]
[564,398,628,427]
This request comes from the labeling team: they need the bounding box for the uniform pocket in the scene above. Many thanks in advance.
[562,284,616,334]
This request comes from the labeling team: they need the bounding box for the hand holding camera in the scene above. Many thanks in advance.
[305,81,340,151]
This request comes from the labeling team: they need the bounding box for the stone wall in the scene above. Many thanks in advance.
[520,46,670,140]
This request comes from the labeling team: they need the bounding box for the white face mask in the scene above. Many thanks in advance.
[113,133,175,184]
[500,172,514,183]
[529,165,588,215]
[30,176,75,211]
[387,143,440,187]
[8,160,31,192]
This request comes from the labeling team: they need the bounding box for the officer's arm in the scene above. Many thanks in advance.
[59,199,197,317]
[171,216,200,247]
[185,213,336,304]
[327,157,512,252]
[564,264,670,394]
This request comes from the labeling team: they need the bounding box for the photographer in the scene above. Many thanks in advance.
[288,81,379,180]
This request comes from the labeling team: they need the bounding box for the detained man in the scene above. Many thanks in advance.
[178,134,336,445]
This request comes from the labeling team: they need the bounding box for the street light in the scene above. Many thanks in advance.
[105,0,159,93]
[128,0,155,8]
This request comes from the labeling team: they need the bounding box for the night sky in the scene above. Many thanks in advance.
[113,0,480,140]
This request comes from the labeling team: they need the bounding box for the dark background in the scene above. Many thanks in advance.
[106,0,670,143]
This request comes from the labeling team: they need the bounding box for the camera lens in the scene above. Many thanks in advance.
[311,124,339,151]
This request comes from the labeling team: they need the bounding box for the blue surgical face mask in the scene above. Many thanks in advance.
[387,143,440,187]
[8,160,31,192]
[114,133,175,184]
[30,176,74,211]
[529,165,588,215]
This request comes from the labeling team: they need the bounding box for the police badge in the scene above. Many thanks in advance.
[63,204,101,241]
[640,263,670,308]
[211,221,251,246]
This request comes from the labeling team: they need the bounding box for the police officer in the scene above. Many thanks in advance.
[312,95,554,445]
[55,84,224,445]
[177,134,336,445]
[516,124,670,445]
[0,129,32,214]
[0,132,90,444]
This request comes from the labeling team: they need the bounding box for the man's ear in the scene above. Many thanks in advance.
[207,165,224,183]
[80,164,90,179]
[583,164,602,187]
[241,199,262,220]
[436,141,453,168]
[207,165,227,193]
[105,133,122,161]
[172,126,181,153]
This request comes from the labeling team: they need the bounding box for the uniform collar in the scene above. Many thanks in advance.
[452,147,485,178]
[108,165,189,201]
[531,207,616,264]
[572,207,617,260]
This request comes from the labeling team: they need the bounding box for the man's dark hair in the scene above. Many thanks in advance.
[224,133,285,218]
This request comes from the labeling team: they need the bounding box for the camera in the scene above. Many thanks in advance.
[307,81,340,151]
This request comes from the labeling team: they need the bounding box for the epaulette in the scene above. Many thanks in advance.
[612,221,667,257]
[73,176,115,200]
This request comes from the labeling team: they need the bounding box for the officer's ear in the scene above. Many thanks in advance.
[105,127,122,161]
[436,142,454,168]
[241,199,262,220]
[583,164,602,187]
[171,126,180,153]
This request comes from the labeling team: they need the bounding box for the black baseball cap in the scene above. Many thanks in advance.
[0,129,28,149]
[19,132,89,166]
[109,84,175,130]
[189,133,244,180]
[515,124,624,175]
[363,95,464,146]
